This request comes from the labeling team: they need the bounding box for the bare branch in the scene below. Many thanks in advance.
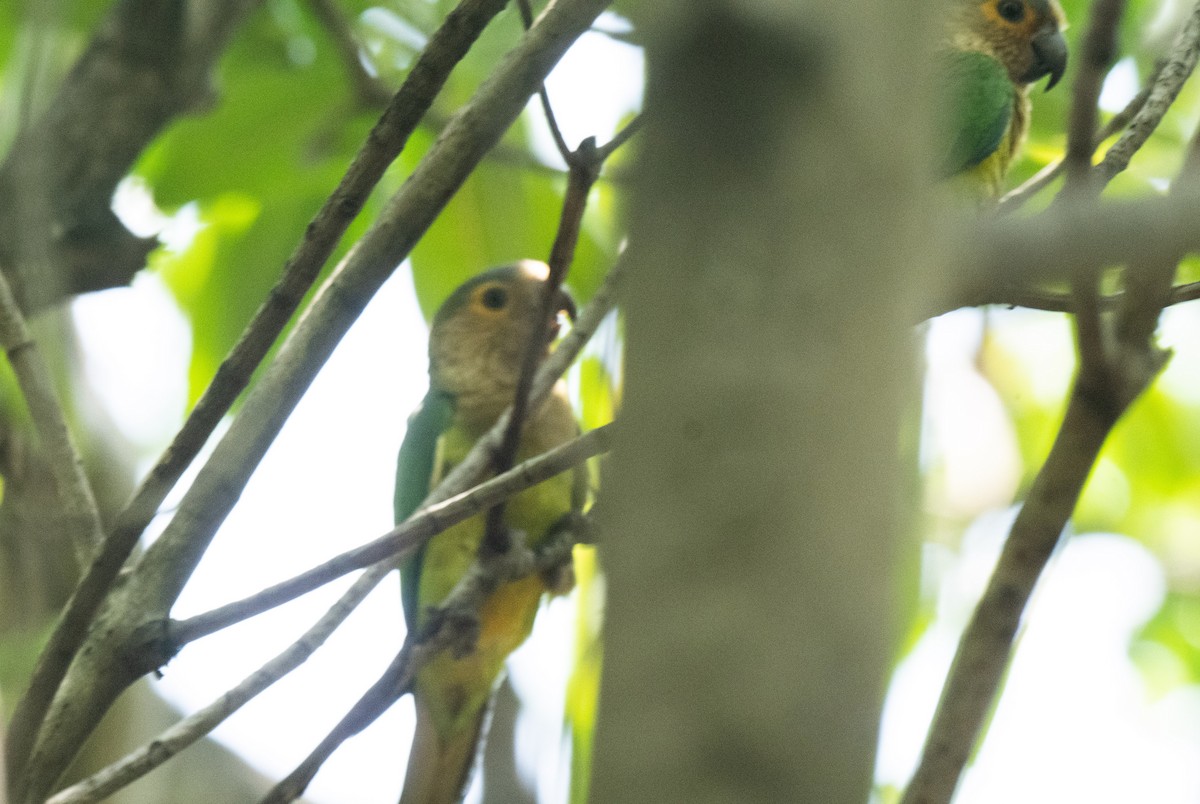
[1061,0,1126,377]
[14,4,612,797]
[0,268,103,564]
[166,423,613,647]
[1096,0,1200,185]
[43,566,385,804]
[517,0,574,162]
[4,0,511,788]
[259,513,593,804]
[999,60,1162,212]
[941,189,1200,317]
[1062,0,1126,194]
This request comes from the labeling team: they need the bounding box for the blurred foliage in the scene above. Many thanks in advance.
[923,0,1200,741]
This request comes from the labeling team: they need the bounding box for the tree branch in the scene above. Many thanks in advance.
[3,0,511,789]
[259,513,593,804]
[0,267,103,565]
[42,565,384,804]
[1096,0,1200,185]
[165,249,622,650]
[1062,0,1126,379]
[165,423,613,648]
[14,3,611,798]
[904,12,1194,796]
[999,60,1162,212]
[940,189,1200,316]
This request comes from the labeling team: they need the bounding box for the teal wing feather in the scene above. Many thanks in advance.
[940,49,1015,176]
[396,390,455,630]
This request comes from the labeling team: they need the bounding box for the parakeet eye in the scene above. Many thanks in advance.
[480,285,508,310]
[997,0,1025,22]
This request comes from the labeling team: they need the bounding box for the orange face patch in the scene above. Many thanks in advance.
[980,0,1046,41]
[469,282,512,317]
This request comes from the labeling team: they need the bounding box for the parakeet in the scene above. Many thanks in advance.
[395,260,585,804]
[941,0,1068,197]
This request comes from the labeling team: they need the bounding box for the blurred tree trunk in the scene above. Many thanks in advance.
[592,1,933,801]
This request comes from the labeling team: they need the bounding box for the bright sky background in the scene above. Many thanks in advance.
[68,15,1200,804]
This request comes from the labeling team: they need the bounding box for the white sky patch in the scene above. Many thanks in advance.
[527,13,644,169]
[153,267,429,803]
[922,311,1022,518]
[1099,57,1140,115]
[877,525,1200,803]
[71,273,191,449]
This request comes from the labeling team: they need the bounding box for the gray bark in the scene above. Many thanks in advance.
[591,1,933,801]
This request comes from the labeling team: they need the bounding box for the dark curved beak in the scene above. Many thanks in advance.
[1027,26,1068,91]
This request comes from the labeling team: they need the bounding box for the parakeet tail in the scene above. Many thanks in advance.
[399,699,489,804]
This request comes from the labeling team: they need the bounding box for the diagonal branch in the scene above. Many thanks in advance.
[482,113,638,554]
[164,423,614,648]
[14,3,612,799]
[1095,0,1200,185]
[0,266,103,565]
[258,513,592,804]
[3,0,512,788]
[999,60,1162,212]
[42,566,385,804]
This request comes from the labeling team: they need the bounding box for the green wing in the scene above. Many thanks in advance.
[396,389,454,630]
[940,49,1014,177]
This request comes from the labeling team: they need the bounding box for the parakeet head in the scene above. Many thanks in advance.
[952,0,1068,90]
[429,260,575,409]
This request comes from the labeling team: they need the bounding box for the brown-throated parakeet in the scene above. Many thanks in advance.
[941,0,1068,197]
[395,260,584,804]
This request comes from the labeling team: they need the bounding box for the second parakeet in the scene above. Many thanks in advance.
[395,260,585,804]
[941,0,1068,197]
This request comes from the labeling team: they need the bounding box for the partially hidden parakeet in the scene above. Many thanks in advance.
[395,260,585,804]
[941,0,1068,197]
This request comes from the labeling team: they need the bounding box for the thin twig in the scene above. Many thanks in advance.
[166,423,614,647]
[305,0,393,107]
[1096,0,1200,185]
[0,267,103,566]
[596,114,642,160]
[999,61,1162,212]
[1062,0,1126,377]
[13,2,610,800]
[1061,0,1126,194]
[2,0,510,787]
[517,0,574,162]
[259,514,592,804]
[977,278,1200,313]
[43,564,386,804]
[483,146,601,554]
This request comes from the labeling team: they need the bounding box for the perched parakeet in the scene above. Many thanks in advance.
[395,260,585,804]
[941,0,1068,197]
